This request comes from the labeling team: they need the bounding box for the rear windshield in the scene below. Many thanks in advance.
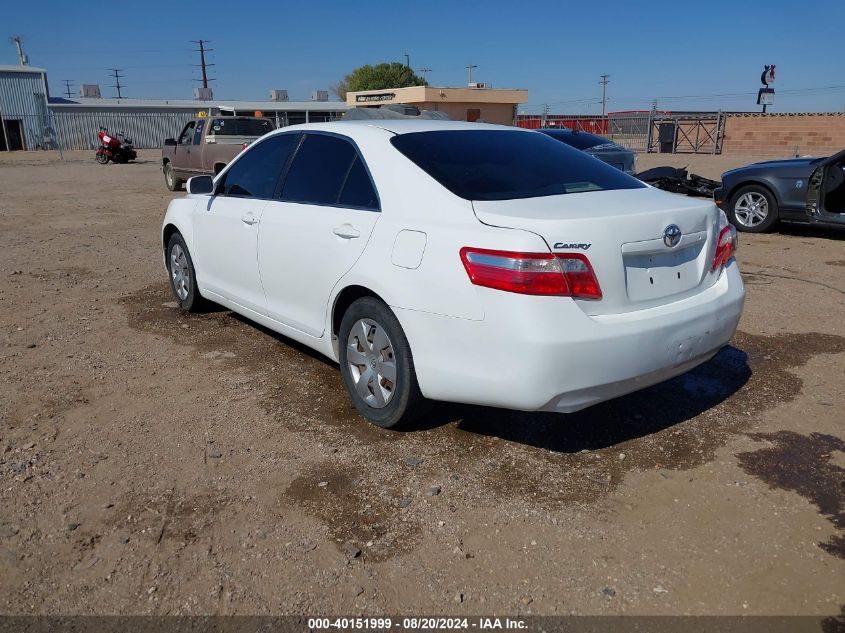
[539,129,612,150]
[208,118,274,136]
[391,130,644,201]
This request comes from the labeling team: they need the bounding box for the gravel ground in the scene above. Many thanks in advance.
[0,149,843,616]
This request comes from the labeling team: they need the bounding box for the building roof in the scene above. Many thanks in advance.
[347,85,529,106]
[48,97,348,111]
[0,64,47,74]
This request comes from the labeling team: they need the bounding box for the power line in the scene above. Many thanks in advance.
[108,68,125,98]
[62,79,75,99]
[190,39,215,88]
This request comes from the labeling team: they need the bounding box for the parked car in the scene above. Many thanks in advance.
[161,121,744,429]
[161,116,274,191]
[714,149,845,232]
[537,128,636,174]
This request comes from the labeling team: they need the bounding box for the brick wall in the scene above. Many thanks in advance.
[722,113,845,156]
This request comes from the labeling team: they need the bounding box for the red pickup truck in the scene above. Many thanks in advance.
[161,116,274,191]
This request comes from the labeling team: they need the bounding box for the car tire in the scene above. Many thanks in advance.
[164,162,182,191]
[728,184,779,233]
[166,233,205,312]
[338,297,427,429]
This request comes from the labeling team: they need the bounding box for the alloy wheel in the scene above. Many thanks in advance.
[734,192,769,227]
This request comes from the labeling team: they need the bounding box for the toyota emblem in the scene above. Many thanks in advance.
[663,224,682,248]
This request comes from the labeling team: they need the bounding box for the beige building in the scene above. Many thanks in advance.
[346,85,528,126]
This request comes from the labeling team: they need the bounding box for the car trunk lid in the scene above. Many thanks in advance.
[472,187,723,316]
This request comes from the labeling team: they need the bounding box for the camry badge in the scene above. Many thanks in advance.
[553,242,591,250]
[663,224,682,248]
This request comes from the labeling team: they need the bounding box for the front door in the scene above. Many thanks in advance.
[193,133,299,311]
[258,132,381,336]
[175,121,195,176]
[189,119,206,173]
[4,120,25,151]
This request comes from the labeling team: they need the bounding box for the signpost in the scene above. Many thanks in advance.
[758,64,776,113]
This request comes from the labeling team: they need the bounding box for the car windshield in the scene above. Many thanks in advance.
[391,130,645,201]
[539,129,614,150]
[209,118,274,136]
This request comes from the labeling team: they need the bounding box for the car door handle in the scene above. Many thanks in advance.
[241,215,259,226]
[333,224,360,239]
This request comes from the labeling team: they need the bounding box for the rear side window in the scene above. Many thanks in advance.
[281,134,379,210]
[338,157,378,209]
[391,130,644,201]
[218,133,300,199]
[209,118,274,136]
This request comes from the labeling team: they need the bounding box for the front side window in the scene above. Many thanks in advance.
[218,133,300,199]
[178,121,195,145]
[391,130,645,201]
[281,134,379,210]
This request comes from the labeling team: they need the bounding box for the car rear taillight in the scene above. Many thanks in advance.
[712,225,738,271]
[459,247,602,299]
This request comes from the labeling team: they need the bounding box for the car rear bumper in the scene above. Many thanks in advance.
[393,261,745,413]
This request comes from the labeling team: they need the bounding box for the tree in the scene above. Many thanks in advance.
[332,62,427,100]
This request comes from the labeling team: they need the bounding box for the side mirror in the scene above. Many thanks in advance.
[187,175,214,195]
[164,138,177,146]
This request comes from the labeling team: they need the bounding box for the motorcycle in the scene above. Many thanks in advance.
[95,127,137,164]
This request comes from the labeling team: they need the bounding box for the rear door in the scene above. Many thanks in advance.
[193,133,299,312]
[257,132,380,336]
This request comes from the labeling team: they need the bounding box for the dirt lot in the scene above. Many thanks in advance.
[1,149,844,617]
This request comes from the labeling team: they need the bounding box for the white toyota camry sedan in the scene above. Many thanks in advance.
[161,120,745,428]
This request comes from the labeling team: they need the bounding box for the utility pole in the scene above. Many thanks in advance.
[404,53,410,68]
[10,35,28,65]
[191,39,215,88]
[62,79,75,99]
[599,74,610,116]
[541,103,550,128]
[109,68,125,99]
[419,67,432,82]
[466,63,478,85]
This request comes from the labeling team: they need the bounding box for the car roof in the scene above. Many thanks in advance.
[266,119,527,138]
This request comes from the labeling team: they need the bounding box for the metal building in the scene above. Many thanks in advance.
[0,63,348,151]
[47,98,350,150]
[0,65,52,151]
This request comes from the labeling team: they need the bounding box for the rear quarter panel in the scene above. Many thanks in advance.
[327,127,550,327]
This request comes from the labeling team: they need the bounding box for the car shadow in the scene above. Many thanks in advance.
[217,308,751,455]
[406,345,751,453]
[779,222,845,241]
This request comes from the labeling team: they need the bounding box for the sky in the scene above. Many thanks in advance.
[3,0,844,114]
